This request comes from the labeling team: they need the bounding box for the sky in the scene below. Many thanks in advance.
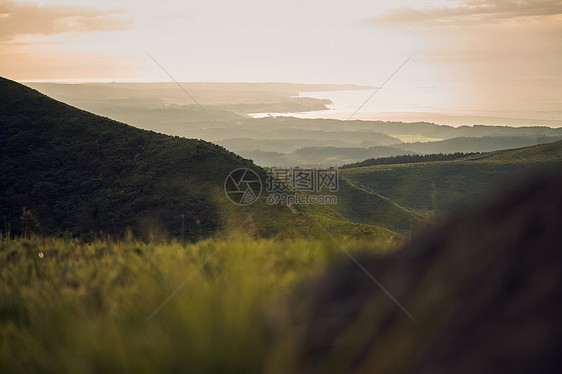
[1,0,561,121]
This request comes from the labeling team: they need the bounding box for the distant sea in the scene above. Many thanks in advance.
[249,90,562,128]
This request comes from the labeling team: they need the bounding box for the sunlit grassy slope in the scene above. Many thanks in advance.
[331,177,424,233]
[0,235,393,373]
[341,140,562,215]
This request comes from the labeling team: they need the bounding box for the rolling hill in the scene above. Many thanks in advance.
[341,140,562,216]
[24,82,562,168]
[0,77,399,241]
[330,177,423,234]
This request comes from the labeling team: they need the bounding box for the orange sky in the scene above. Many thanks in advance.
[1,0,561,120]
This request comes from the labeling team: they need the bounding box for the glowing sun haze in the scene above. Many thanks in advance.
[1,0,561,122]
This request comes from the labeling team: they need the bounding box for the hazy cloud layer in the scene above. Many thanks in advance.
[0,0,133,41]
[371,0,562,27]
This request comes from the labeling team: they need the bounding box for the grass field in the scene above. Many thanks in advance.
[0,234,395,373]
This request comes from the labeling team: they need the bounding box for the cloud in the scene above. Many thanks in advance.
[0,0,133,41]
[370,0,562,27]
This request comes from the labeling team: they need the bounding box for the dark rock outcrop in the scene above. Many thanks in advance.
[294,171,562,373]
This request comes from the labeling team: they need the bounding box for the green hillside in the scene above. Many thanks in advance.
[341,140,562,215]
[467,139,562,162]
[330,177,423,233]
[0,77,397,241]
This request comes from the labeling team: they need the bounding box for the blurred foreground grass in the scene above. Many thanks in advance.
[0,234,395,373]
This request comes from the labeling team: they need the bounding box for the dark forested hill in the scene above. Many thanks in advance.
[0,77,251,240]
[341,152,479,168]
[394,135,562,154]
[0,77,403,241]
